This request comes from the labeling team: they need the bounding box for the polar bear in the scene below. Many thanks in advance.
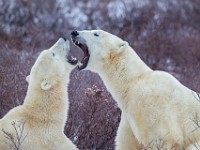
[71,30,200,150]
[0,38,78,150]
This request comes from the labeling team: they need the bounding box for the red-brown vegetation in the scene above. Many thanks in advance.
[0,0,200,149]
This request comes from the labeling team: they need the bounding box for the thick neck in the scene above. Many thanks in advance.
[23,79,69,130]
[95,47,152,108]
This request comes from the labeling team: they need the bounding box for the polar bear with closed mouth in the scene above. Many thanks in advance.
[71,30,200,149]
[0,38,78,150]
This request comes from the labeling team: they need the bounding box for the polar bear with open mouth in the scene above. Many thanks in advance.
[70,30,200,150]
[0,38,78,150]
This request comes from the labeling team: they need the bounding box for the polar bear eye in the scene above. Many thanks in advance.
[52,52,55,57]
[94,33,99,37]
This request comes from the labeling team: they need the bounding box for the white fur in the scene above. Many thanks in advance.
[76,30,200,149]
[0,39,78,150]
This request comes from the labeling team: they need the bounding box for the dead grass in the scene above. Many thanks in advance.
[0,0,200,149]
[2,120,26,150]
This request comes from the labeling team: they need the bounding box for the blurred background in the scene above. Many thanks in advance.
[0,0,200,149]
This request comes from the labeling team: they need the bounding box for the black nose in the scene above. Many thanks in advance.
[63,37,66,41]
[71,30,79,36]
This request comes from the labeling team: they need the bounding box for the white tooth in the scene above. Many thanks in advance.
[78,62,83,67]
[71,56,75,60]
[77,41,80,45]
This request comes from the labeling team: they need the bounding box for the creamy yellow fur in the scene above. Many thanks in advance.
[76,30,200,150]
[0,39,78,150]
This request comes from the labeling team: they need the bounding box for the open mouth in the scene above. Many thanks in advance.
[71,39,90,70]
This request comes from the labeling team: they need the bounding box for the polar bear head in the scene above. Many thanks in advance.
[70,30,128,70]
[27,38,77,91]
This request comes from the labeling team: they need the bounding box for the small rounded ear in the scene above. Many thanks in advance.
[41,79,52,90]
[118,41,129,52]
[26,75,30,83]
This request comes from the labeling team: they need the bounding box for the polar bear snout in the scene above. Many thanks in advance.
[63,37,66,41]
[71,30,79,37]
[51,38,70,58]
[55,38,67,47]
[70,31,90,70]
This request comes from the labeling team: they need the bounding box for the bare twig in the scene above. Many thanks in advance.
[2,120,27,150]
[191,113,200,133]
[140,137,168,150]
[192,91,200,103]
